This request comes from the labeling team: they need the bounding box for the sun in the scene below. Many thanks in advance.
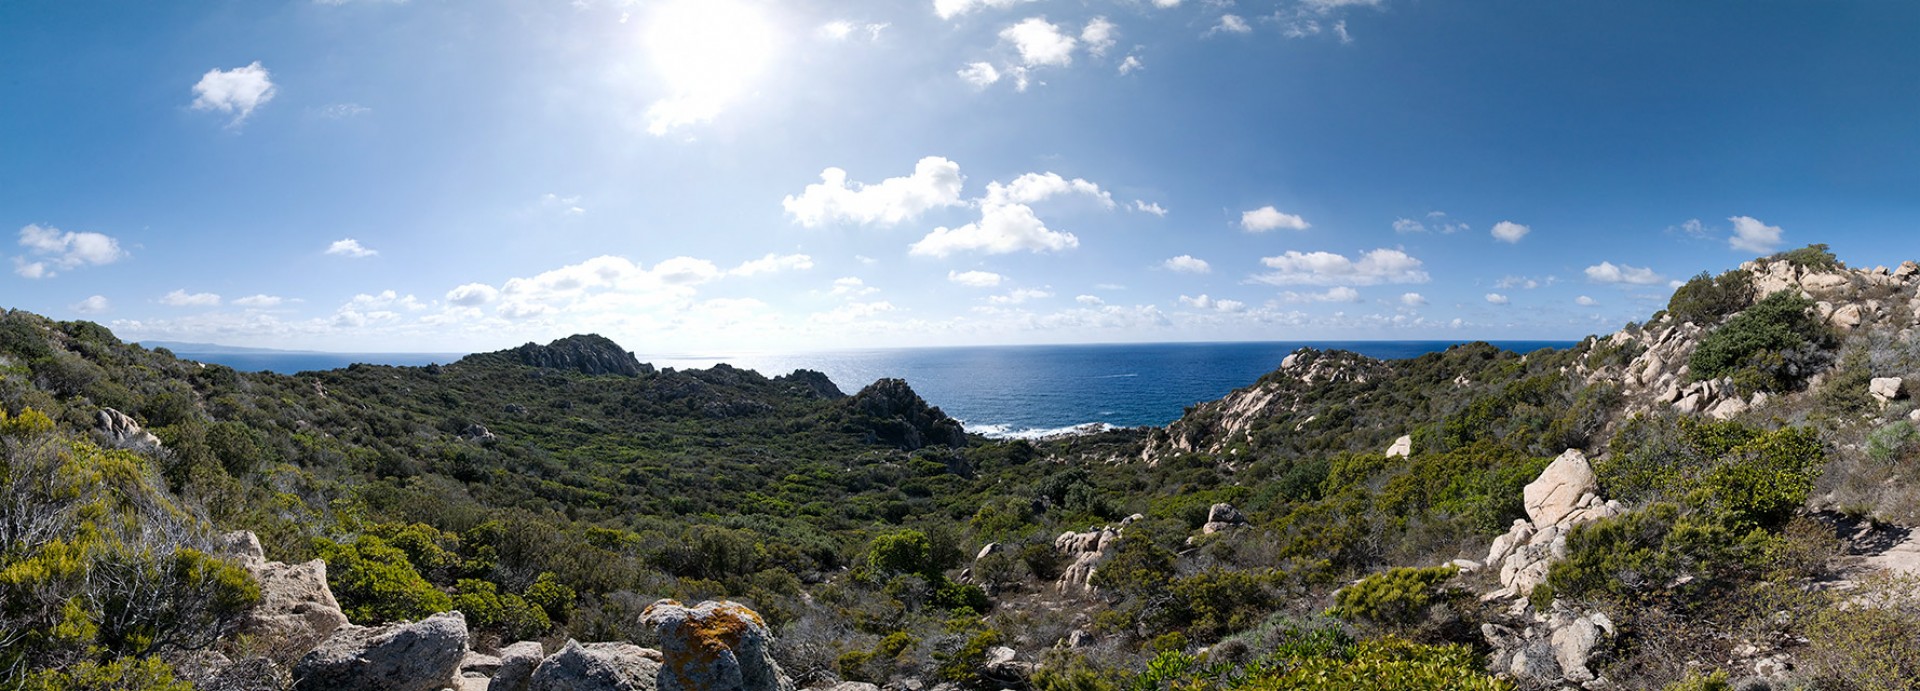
[642,0,780,134]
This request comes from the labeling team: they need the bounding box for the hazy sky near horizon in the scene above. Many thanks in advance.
[4,1,1919,354]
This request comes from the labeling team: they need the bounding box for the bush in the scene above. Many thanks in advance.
[315,535,453,623]
[18,656,195,691]
[1599,416,1824,530]
[1800,574,1920,690]
[1770,243,1841,271]
[1666,271,1754,327]
[867,530,938,580]
[1330,566,1458,629]
[1688,290,1833,391]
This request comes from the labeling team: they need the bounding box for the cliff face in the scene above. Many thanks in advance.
[848,378,967,450]
[504,334,654,377]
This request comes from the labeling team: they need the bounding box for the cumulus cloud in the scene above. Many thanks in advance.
[1491,221,1531,243]
[989,288,1052,305]
[1394,212,1467,234]
[1001,18,1076,67]
[1495,276,1543,290]
[162,290,222,307]
[13,224,127,279]
[1584,261,1666,285]
[933,0,1038,20]
[1163,255,1211,274]
[1081,17,1117,57]
[1209,14,1252,36]
[446,283,501,306]
[1180,294,1246,312]
[1728,215,1784,253]
[909,171,1110,257]
[232,294,284,308]
[819,20,888,41]
[730,253,814,276]
[1282,287,1361,303]
[1576,295,1598,306]
[1118,55,1144,74]
[1241,206,1310,232]
[1132,200,1167,216]
[73,295,110,314]
[948,270,1005,287]
[318,103,371,119]
[784,156,966,227]
[830,277,879,297]
[958,62,1002,88]
[191,61,276,126]
[1250,248,1429,286]
[1400,292,1427,307]
[326,238,378,258]
[1076,294,1104,305]
[1485,293,1510,305]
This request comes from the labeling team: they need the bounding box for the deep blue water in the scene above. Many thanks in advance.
[170,341,1576,438]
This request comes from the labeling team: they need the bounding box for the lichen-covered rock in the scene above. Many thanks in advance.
[488,641,547,691]
[1201,503,1247,534]
[641,600,793,691]
[1054,526,1122,592]
[1523,449,1596,526]
[528,640,662,691]
[293,611,468,691]
[95,407,161,448]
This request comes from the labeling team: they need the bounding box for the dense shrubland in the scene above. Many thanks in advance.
[1,245,1918,690]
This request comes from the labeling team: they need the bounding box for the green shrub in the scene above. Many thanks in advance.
[1666,271,1754,327]
[1330,565,1458,628]
[1662,670,1732,691]
[1544,503,1777,606]
[1599,416,1824,529]
[1688,290,1832,391]
[18,656,195,691]
[523,572,576,623]
[315,535,453,623]
[867,530,938,580]
[1770,243,1841,271]
[452,579,550,639]
[1801,574,1920,690]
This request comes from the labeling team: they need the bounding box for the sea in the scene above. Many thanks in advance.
[161,340,1577,439]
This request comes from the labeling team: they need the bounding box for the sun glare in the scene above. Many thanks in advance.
[643,0,780,135]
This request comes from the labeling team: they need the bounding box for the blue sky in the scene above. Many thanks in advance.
[4,0,1918,355]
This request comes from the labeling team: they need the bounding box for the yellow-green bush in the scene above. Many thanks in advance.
[1330,566,1458,629]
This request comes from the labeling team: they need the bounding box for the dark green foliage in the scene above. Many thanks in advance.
[868,530,938,580]
[1769,243,1841,271]
[314,535,453,624]
[452,579,551,640]
[1666,271,1755,327]
[1688,290,1833,391]
[1599,416,1824,530]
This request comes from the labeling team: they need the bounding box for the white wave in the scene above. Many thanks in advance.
[965,421,1118,440]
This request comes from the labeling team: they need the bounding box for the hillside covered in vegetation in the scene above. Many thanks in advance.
[4,245,1920,690]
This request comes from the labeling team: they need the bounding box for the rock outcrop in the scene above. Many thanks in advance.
[95,407,161,448]
[774,369,846,400]
[528,641,662,691]
[641,600,793,691]
[293,611,469,691]
[484,334,654,377]
[487,642,546,691]
[1872,377,1905,403]
[847,379,967,450]
[1054,515,1141,592]
[1201,503,1247,535]
[1385,435,1412,458]
[219,531,350,658]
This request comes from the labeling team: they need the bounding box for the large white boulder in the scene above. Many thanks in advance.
[1523,450,1597,527]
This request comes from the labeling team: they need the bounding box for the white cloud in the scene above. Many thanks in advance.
[819,20,888,41]
[641,0,779,135]
[948,270,1005,287]
[1333,20,1351,43]
[1395,211,1468,234]
[162,290,222,307]
[1241,206,1311,232]
[811,300,896,324]
[13,224,127,278]
[232,294,284,308]
[1163,255,1211,274]
[908,171,1110,257]
[1153,0,1181,6]
[1485,293,1510,305]
[73,295,110,314]
[830,276,879,297]
[1282,287,1361,303]
[1118,55,1144,74]
[784,156,966,227]
[1576,295,1598,306]
[1132,200,1167,216]
[1584,261,1665,285]
[730,253,814,276]
[1491,221,1531,243]
[1302,0,1382,10]
[446,284,500,306]
[1001,18,1076,67]
[1179,294,1246,311]
[990,288,1052,305]
[1076,294,1104,305]
[191,62,276,126]
[1210,14,1252,36]
[958,62,1002,88]
[541,193,586,216]
[1081,17,1117,57]
[1495,276,1541,290]
[1728,215,1784,253]
[318,103,370,119]
[1251,248,1430,286]
[1400,292,1427,306]
[933,0,1038,20]
[326,238,378,258]
[1672,218,1709,238]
